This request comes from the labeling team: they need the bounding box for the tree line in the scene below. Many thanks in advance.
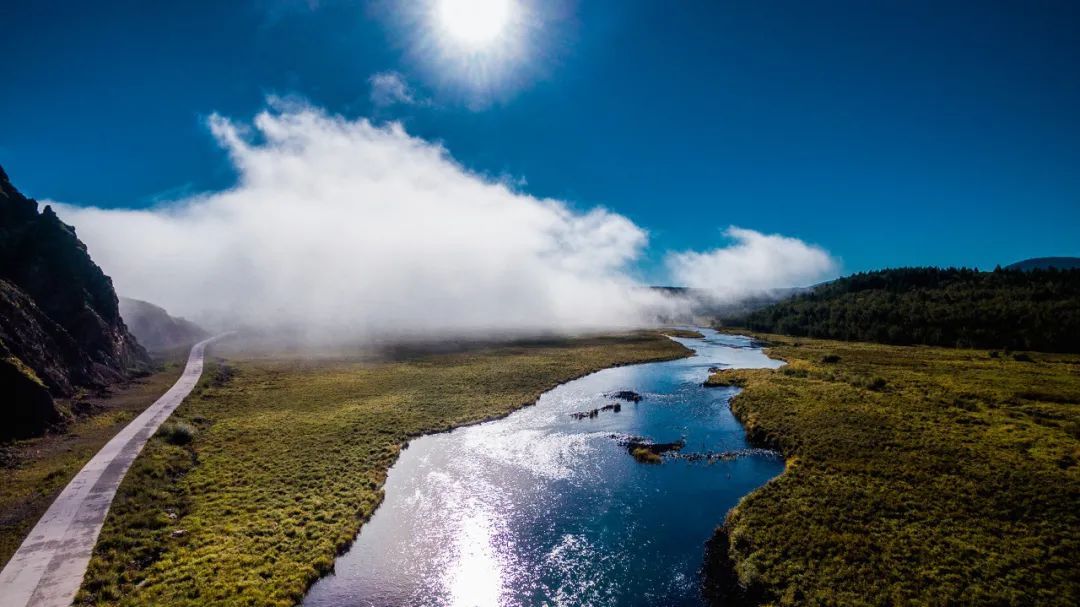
[728,267,1080,352]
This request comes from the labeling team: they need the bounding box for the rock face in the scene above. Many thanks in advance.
[0,165,150,440]
[119,297,207,352]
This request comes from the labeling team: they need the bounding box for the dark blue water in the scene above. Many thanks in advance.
[303,329,784,607]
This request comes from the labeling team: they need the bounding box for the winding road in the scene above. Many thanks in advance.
[0,335,226,607]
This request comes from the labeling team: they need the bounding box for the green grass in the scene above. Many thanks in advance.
[704,334,1080,605]
[77,332,689,606]
[0,359,185,568]
[702,370,745,388]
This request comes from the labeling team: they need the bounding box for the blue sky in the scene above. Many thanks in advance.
[2,0,1079,280]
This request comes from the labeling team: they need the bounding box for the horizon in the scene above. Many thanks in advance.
[2,1,1078,287]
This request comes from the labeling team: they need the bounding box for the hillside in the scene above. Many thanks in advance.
[119,297,207,352]
[1006,256,1080,271]
[0,165,149,440]
[727,267,1080,352]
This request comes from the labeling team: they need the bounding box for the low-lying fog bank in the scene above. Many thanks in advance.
[210,326,681,362]
[53,102,837,346]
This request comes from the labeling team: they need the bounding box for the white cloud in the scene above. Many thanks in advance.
[369,71,416,108]
[54,102,676,342]
[665,227,839,300]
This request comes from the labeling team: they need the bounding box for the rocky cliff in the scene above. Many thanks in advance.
[0,165,150,440]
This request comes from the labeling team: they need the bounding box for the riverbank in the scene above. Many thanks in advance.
[302,328,781,606]
[76,332,690,606]
[703,334,1080,605]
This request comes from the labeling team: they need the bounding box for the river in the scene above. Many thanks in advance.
[303,329,783,607]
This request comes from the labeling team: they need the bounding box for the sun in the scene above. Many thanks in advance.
[437,0,514,48]
[407,0,535,101]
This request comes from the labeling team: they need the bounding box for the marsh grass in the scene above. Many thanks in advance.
[77,332,689,606]
[704,335,1080,605]
[703,371,746,388]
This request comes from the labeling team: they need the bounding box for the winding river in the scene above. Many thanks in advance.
[303,329,784,607]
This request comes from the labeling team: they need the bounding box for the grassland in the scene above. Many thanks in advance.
[76,332,689,606]
[0,358,185,567]
[704,334,1080,605]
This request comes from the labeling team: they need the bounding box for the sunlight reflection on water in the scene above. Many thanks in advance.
[447,512,504,606]
[303,329,783,607]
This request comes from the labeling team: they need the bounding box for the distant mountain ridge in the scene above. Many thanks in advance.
[649,286,808,322]
[119,297,208,352]
[0,165,149,440]
[1005,257,1080,271]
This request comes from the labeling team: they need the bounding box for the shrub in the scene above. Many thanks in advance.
[158,422,196,446]
[631,447,662,464]
[852,375,888,391]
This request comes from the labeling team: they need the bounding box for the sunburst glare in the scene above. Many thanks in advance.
[382,0,546,105]
[437,0,513,48]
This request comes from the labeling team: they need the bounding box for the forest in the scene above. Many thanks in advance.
[729,267,1080,352]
